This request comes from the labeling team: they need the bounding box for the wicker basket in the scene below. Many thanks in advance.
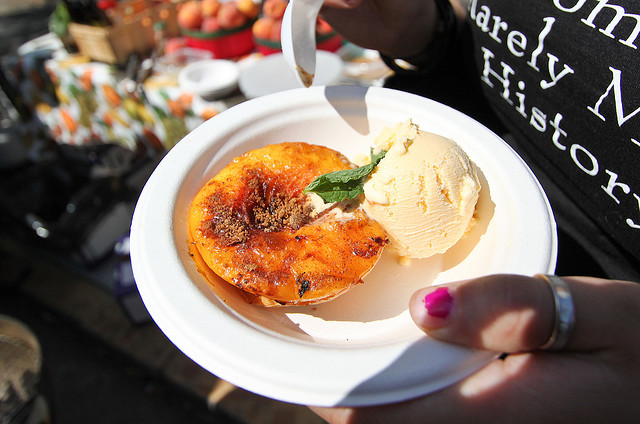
[68,1,178,65]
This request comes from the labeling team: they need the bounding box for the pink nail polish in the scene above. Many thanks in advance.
[423,287,453,319]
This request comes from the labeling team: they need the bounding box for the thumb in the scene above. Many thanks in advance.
[409,274,639,353]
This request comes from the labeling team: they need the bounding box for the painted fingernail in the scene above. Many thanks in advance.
[423,287,454,319]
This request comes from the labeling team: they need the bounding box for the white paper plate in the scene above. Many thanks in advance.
[178,59,239,100]
[130,86,557,407]
[238,51,343,98]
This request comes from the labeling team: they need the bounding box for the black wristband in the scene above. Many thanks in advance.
[380,0,458,76]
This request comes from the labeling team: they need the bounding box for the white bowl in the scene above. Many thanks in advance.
[130,86,557,407]
[178,59,239,100]
[238,51,343,98]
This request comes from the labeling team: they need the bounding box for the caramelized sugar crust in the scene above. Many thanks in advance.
[188,142,387,306]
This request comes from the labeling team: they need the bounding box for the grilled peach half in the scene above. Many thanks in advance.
[188,142,387,306]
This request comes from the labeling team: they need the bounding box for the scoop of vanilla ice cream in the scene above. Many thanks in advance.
[362,120,480,259]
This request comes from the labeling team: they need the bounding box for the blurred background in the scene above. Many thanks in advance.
[0,0,392,422]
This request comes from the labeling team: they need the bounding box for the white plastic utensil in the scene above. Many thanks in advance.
[281,0,325,87]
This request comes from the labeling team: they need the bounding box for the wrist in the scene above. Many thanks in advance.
[381,0,461,75]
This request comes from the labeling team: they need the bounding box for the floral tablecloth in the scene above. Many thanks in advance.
[3,48,227,152]
[44,56,225,151]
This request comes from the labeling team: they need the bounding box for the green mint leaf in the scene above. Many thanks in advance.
[304,149,387,203]
[369,148,387,165]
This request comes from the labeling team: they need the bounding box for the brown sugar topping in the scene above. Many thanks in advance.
[251,181,313,232]
[200,174,313,246]
[200,205,248,246]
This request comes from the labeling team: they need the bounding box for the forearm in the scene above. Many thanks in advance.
[383,3,505,134]
[385,0,468,67]
[322,0,504,132]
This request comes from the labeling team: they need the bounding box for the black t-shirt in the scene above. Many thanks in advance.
[386,0,640,281]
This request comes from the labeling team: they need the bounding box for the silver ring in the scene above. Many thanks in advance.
[537,274,575,350]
